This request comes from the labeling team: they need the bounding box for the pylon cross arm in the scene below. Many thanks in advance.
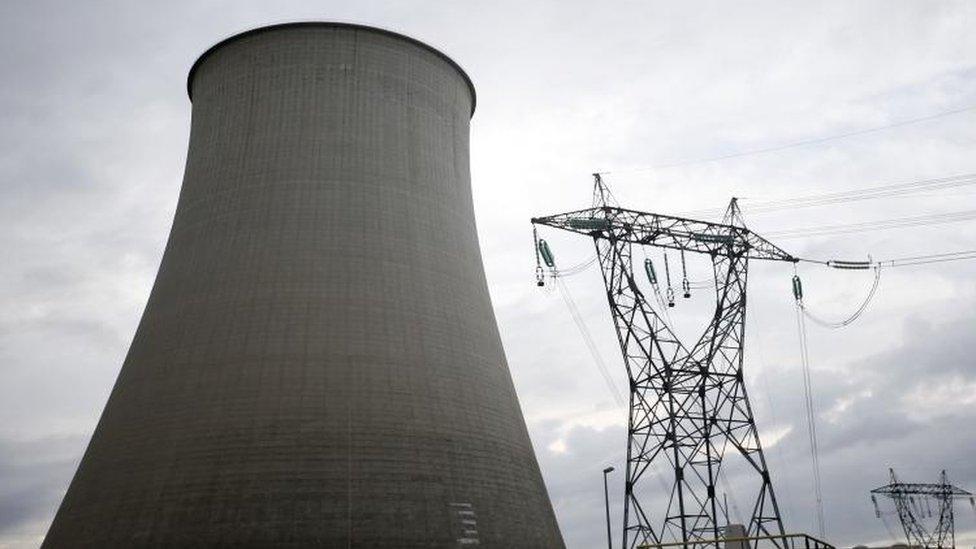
[871,483,973,497]
[531,206,797,262]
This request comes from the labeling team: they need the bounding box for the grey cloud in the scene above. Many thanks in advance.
[3,1,976,547]
[0,435,84,533]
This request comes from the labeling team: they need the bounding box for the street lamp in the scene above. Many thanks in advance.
[603,466,615,549]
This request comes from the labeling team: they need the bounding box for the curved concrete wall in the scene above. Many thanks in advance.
[44,23,563,548]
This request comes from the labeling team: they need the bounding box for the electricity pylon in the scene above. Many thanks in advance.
[871,469,975,548]
[532,175,796,548]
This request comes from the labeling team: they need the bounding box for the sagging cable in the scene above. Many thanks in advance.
[793,265,881,329]
[553,256,598,277]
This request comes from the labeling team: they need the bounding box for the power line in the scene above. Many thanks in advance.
[766,209,976,239]
[747,173,976,211]
[750,309,800,530]
[797,250,976,273]
[794,296,826,537]
[680,172,976,218]
[603,104,976,173]
[788,250,973,334]
[553,276,626,407]
[800,267,882,329]
[877,249,976,268]
[790,269,827,537]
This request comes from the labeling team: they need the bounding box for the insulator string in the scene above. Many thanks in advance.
[663,252,675,307]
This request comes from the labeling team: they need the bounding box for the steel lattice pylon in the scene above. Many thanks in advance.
[533,175,798,548]
[871,469,975,548]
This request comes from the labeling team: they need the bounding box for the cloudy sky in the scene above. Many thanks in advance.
[2,1,976,547]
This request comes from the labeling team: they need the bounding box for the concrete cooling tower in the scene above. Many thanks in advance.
[44,22,564,548]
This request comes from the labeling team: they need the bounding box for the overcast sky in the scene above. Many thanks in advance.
[2,1,976,548]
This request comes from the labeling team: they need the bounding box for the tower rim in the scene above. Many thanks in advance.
[186,21,477,116]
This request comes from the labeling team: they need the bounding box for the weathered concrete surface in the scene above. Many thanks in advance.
[44,23,564,548]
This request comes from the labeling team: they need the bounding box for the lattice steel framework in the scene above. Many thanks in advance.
[871,469,975,548]
[532,175,798,548]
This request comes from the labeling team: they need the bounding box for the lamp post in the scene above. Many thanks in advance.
[603,466,615,549]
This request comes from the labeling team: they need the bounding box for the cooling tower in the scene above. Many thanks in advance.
[44,22,564,548]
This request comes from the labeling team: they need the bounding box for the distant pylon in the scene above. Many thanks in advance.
[871,468,975,548]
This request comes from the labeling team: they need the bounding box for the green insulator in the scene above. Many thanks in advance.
[538,239,555,268]
[792,275,803,300]
[568,218,610,231]
[644,258,657,285]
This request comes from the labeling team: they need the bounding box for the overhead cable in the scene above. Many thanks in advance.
[682,172,976,218]
[876,249,976,268]
[553,276,627,407]
[766,209,976,239]
[744,173,976,213]
[802,249,976,269]
[798,267,882,329]
[793,280,827,537]
[601,104,976,173]
[553,256,599,276]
